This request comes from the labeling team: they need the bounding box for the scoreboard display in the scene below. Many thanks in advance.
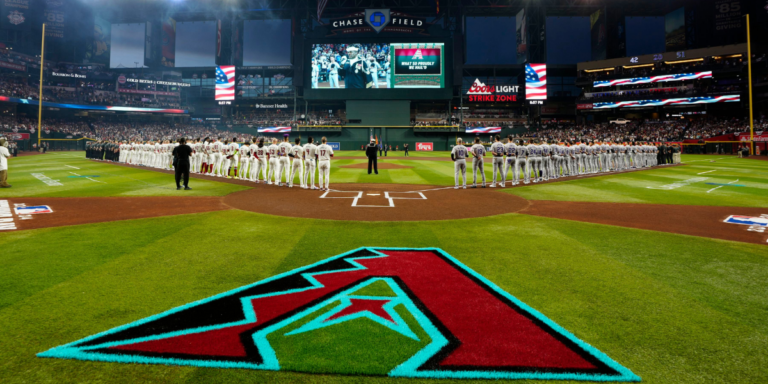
[310,42,445,90]
[391,43,444,88]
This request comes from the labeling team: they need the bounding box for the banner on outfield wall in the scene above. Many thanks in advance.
[327,142,340,150]
[8,133,29,140]
[738,133,768,142]
[416,142,433,151]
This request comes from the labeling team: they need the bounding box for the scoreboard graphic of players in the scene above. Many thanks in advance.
[390,43,444,89]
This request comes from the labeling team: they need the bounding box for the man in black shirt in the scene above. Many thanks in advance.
[366,139,378,175]
[343,45,371,89]
[172,137,193,190]
[404,143,409,156]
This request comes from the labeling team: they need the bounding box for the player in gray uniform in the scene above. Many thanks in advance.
[451,138,469,189]
[540,140,551,181]
[548,141,559,179]
[470,137,487,188]
[489,135,505,188]
[529,140,542,183]
[519,141,531,184]
[502,136,518,186]
[567,142,577,176]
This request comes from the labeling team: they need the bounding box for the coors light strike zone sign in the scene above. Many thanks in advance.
[466,79,519,102]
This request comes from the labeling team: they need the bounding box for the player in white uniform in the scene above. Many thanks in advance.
[328,58,340,88]
[502,136,518,186]
[469,137,486,188]
[267,138,280,185]
[288,138,305,188]
[489,135,505,188]
[451,138,468,189]
[311,59,319,88]
[209,138,224,176]
[238,143,251,179]
[316,137,334,191]
[226,138,240,178]
[251,139,269,183]
[303,137,318,189]
[277,137,293,186]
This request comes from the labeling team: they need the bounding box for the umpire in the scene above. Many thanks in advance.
[366,139,378,175]
[172,137,193,190]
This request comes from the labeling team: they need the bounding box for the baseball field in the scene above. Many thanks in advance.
[1,151,767,383]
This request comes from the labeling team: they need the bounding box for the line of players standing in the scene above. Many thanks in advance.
[450,136,670,189]
[105,136,337,191]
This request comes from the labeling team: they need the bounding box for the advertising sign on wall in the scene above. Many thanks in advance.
[465,78,519,102]
[416,142,433,151]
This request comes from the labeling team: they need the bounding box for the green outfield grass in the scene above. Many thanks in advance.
[1,152,767,383]
[2,152,248,197]
[1,210,766,383]
[3,152,767,207]
[505,155,768,207]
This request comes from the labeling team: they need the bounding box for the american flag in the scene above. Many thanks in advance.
[258,127,292,133]
[465,127,501,134]
[215,65,235,101]
[525,63,547,100]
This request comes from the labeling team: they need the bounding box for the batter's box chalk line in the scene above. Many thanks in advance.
[320,189,428,208]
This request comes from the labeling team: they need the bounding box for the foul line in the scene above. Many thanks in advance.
[707,179,739,194]
[697,170,716,175]
[64,165,80,169]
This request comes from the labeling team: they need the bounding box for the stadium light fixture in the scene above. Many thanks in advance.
[664,58,704,65]
[583,67,614,73]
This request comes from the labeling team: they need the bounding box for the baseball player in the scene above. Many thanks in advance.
[530,140,543,183]
[303,137,318,189]
[227,137,240,178]
[489,135,505,188]
[209,138,224,176]
[470,137,486,188]
[288,137,305,188]
[539,139,550,181]
[252,138,269,183]
[551,141,561,179]
[518,140,531,184]
[267,138,280,185]
[278,136,293,186]
[238,142,251,179]
[451,138,468,189]
[502,136,518,186]
[316,137,334,191]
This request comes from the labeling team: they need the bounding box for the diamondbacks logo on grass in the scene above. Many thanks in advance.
[39,248,639,381]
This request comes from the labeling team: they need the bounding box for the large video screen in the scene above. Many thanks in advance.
[244,20,292,66]
[310,43,444,89]
[110,23,147,68]
[175,21,217,67]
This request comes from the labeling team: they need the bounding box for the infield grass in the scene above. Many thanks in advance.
[0,210,766,383]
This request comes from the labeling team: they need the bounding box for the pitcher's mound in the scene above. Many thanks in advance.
[340,163,413,170]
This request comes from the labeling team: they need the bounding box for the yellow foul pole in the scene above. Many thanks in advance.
[746,14,754,154]
[37,24,45,148]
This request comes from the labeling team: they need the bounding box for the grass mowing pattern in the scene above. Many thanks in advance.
[505,155,768,207]
[1,210,766,383]
[2,152,248,197]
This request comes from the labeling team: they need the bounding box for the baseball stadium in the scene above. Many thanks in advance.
[1,0,767,383]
